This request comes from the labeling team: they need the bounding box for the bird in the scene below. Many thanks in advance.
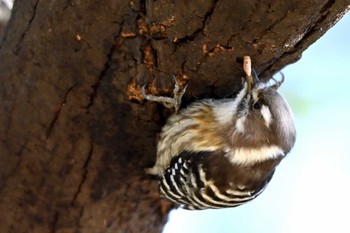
[142,56,296,210]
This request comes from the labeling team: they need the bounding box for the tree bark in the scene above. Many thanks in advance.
[0,0,348,232]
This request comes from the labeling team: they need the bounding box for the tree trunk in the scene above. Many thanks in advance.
[0,0,348,232]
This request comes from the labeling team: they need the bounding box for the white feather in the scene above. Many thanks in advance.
[260,105,273,128]
[213,83,248,125]
[235,116,246,133]
[225,145,284,165]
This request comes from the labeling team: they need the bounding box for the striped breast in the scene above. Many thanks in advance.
[159,150,281,210]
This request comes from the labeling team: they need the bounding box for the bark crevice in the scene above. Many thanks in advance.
[15,0,40,54]
[46,83,77,139]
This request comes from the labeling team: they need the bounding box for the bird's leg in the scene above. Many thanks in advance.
[142,76,188,112]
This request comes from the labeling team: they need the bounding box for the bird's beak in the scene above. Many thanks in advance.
[243,56,260,94]
[246,72,253,94]
[246,68,260,94]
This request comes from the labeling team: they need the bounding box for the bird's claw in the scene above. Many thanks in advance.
[142,77,187,112]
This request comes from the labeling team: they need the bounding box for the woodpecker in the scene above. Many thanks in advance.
[143,56,296,210]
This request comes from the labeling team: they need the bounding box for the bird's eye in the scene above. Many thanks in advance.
[253,101,262,110]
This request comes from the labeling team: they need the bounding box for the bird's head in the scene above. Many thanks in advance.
[233,68,296,154]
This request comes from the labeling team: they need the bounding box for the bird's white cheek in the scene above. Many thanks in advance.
[260,105,272,128]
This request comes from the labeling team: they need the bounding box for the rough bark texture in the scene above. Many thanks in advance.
[0,0,348,233]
